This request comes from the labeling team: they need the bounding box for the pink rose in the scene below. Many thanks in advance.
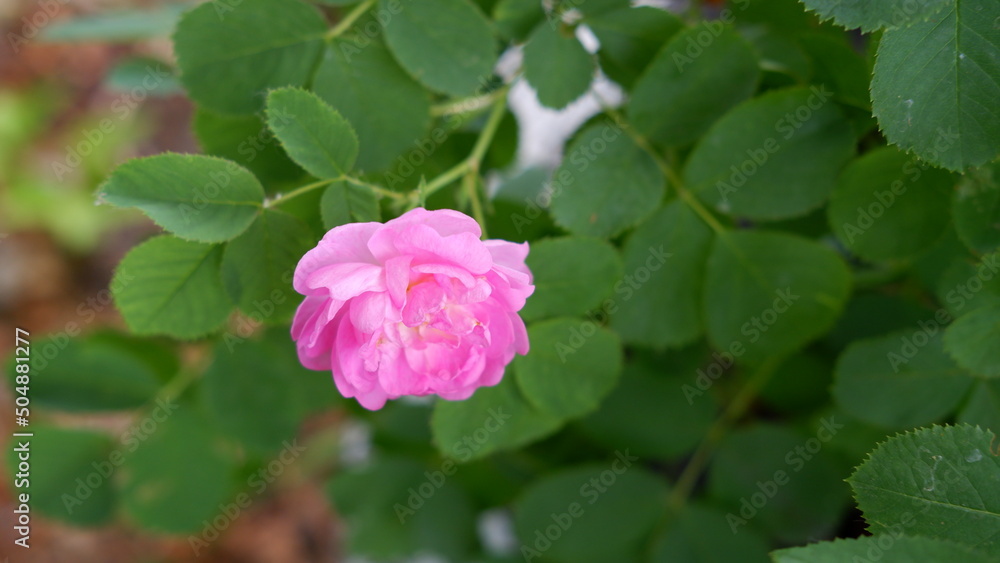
[291,208,534,410]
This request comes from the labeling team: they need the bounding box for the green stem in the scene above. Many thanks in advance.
[463,172,488,237]
[343,176,406,200]
[266,178,335,208]
[667,356,784,513]
[431,90,503,117]
[324,0,377,42]
[415,161,471,205]
[467,88,509,170]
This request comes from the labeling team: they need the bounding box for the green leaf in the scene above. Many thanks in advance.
[105,57,181,97]
[953,163,1000,254]
[586,6,685,90]
[320,181,382,231]
[833,330,976,429]
[759,353,833,414]
[871,0,1000,171]
[686,87,856,220]
[193,109,303,186]
[848,424,1000,557]
[651,504,770,563]
[610,200,714,348]
[523,23,594,109]
[514,317,624,419]
[98,154,264,243]
[40,4,187,42]
[203,334,331,452]
[431,376,564,462]
[579,362,716,461]
[493,0,545,41]
[515,464,668,563]
[328,456,477,560]
[120,405,237,533]
[112,236,233,339]
[19,335,160,412]
[7,426,117,526]
[173,0,326,114]
[797,34,872,111]
[944,303,1000,378]
[828,146,955,261]
[628,23,760,147]
[703,230,851,364]
[220,209,313,322]
[549,122,664,238]
[709,424,849,543]
[772,536,996,563]
[935,252,1000,318]
[959,380,1000,434]
[314,41,432,172]
[265,87,360,179]
[799,0,950,31]
[380,0,497,97]
[521,237,622,322]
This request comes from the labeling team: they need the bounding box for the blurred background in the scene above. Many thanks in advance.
[0,1,349,561]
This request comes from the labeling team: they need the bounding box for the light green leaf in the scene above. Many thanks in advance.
[848,424,1000,557]
[105,57,181,97]
[173,0,326,114]
[579,362,716,461]
[380,0,497,97]
[314,41,432,172]
[221,209,313,322]
[610,200,713,348]
[514,317,623,419]
[515,464,668,563]
[686,87,855,220]
[871,0,1000,170]
[120,406,237,533]
[41,4,188,42]
[98,154,264,243]
[549,122,664,238]
[703,230,851,364]
[944,303,1000,378]
[828,146,955,261]
[112,236,233,339]
[586,6,685,90]
[7,426,117,526]
[431,376,564,462]
[320,181,382,231]
[772,536,995,563]
[799,0,950,31]
[833,331,976,428]
[265,87,359,179]
[629,23,760,147]
[523,23,594,109]
[521,237,623,322]
[953,163,1000,254]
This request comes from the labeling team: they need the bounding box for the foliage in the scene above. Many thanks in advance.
[9,0,1000,561]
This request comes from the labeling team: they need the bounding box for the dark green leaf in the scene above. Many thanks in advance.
[521,236,623,322]
[944,303,1000,378]
[523,23,595,109]
[587,6,685,90]
[772,536,995,563]
[320,180,382,231]
[953,163,1000,254]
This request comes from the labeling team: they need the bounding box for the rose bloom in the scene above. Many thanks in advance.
[291,208,534,410]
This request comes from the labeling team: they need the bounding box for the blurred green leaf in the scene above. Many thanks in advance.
[521,237,622,322]
[523,23,594,109]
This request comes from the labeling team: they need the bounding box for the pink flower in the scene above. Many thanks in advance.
[291,208,534,410]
